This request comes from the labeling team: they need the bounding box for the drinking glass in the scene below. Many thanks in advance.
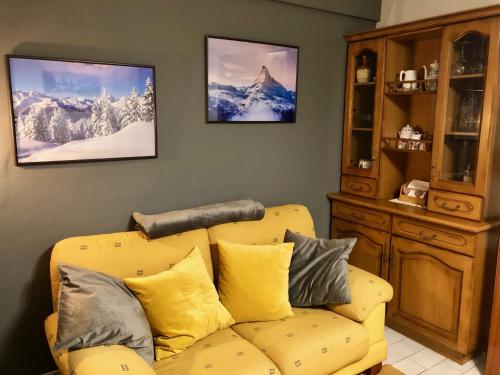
[453,41,469,75]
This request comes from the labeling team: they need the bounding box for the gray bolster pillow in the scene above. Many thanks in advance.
[133,199,265,239]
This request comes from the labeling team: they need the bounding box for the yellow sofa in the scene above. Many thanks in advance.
[45,204,393,375]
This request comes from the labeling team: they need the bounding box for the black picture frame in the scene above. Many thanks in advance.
[205,36,299,124]
[6,55,158,166]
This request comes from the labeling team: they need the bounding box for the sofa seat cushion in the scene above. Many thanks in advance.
[153,328,280,375]
[232,307,369,375]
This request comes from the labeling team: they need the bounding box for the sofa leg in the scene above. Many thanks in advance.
[368,362,382,375]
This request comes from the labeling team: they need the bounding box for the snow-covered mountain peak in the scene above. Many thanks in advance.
[254,65,273,85]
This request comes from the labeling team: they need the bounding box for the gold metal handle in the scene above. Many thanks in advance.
[371,155,376,161]
[419,231,437,241]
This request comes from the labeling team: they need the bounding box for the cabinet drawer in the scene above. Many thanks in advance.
[392,216,476,256]
[427,190,483,221]
[332,201,391,232]
[341,175,377,198]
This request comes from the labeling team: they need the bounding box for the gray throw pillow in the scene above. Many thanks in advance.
[133,198,265,239]
[284,229,356,307]
[55,263,154,364]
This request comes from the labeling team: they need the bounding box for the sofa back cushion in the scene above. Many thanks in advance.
[207,205,315,282]
[49,204,315,309]
[50,229,212,310]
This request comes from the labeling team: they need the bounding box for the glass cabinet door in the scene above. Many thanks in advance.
[342,38,384,178]
[431,19,496,195]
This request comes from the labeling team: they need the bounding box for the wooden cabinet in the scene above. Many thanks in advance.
[334,6,500,364]
[331,218,390,280]
[328,194,499,363]
[341,38,384,181]
[388,236,473,354]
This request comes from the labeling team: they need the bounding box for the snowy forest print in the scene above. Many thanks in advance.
[8,57,156,164]
[206,37,298,123]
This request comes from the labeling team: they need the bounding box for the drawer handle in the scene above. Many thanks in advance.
[349,184,365,192]
[351,213,365,220]
[440,202,461,211]
[419,231,437,241]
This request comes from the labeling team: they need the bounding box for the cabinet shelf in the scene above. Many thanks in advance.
[381,137,433,153]
[445,131,479,138]
[354,81,376,86]
[385,79,437,95]
[450,73,485,80]
[352,127,373,132]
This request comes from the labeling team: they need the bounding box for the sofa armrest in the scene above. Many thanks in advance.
[328,265,393,322]
[45,313,155,375]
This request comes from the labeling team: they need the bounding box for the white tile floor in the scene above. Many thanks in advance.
[383,326,486,375]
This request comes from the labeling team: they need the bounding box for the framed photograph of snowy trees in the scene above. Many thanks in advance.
[206,36,299,123]
[6,56,157,165]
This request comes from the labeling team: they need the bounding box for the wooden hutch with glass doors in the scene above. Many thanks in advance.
[329,6,500,364]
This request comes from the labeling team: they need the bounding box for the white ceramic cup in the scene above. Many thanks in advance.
[400,70,418,90]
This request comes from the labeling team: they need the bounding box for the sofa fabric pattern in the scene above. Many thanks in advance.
[133,199,265,239]
[232,307,369,375]
[55,263,154,364]
[328,265,394,322]
[153,328,280,375]
[285,230,355,307]
[124,247,234,360]
[50,229,213,310]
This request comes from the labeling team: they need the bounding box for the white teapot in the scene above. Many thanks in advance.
[423,60,439,79]
[398,124,414,139]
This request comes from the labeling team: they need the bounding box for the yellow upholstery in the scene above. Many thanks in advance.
[328,265,393,322]
[207,205,316,246]
[208,205,315,282]
[217,240,294,323]
[332,340,388,375]
[232,307,369,374]
[50,229,212,309]
[46,204,392,375]
[362,303,386,346]
[124,248,234,360]
[45,313,155,375]
[153,328,280,375]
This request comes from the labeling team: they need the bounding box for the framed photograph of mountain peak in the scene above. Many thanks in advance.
[6,55,157,165]
[206,36,299,123]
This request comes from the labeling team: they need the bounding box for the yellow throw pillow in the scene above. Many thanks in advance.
[217,239,295,323]
[124,247,234,361]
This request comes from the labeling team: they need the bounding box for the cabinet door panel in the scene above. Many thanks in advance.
[431,18,499,196]
[331,218,390,280]
[388,236,473,352]
[342,38,384,179]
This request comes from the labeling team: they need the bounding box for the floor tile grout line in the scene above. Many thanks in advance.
[390,346,427,368]
[387,337,406,348]
[415,357,447,374]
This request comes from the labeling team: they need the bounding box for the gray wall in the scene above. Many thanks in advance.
[0,0,376,373]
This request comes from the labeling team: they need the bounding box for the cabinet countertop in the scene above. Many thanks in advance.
[328,192,500,233]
